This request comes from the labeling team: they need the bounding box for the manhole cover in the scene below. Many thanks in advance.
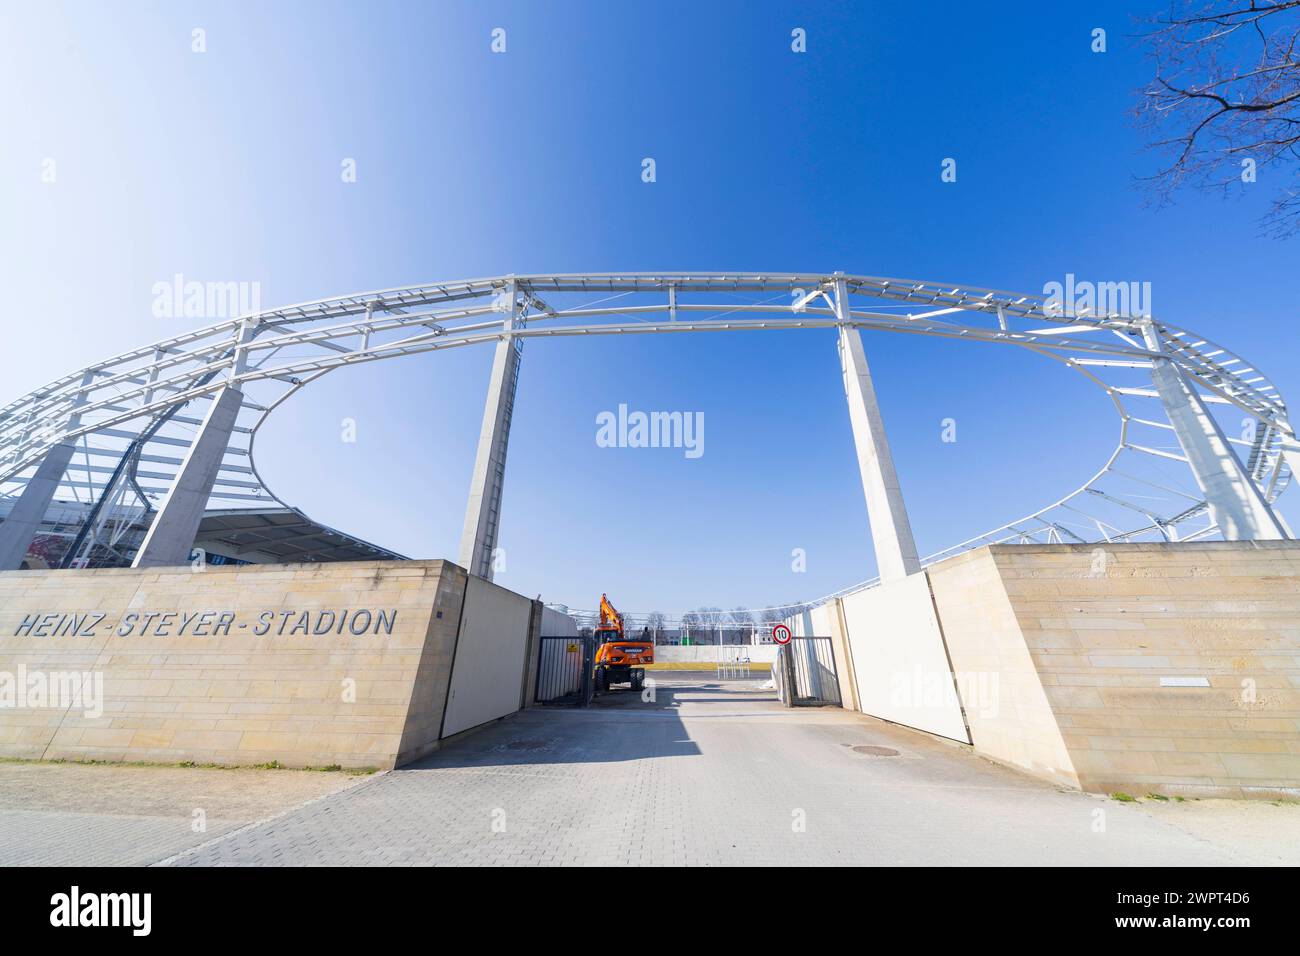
[852,745,900,757]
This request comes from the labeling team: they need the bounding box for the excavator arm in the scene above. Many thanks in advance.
[598,593,624,636]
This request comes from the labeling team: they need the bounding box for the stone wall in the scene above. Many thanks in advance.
[927,549,1079,786]
[926,541,1300,799]
[651,645,778,663]
[0,559,539,770]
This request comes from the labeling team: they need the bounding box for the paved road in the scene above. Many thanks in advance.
[153,674,1295,866]
[0,762,363,866]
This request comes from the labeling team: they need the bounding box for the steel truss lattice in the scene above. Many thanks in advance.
[0,273,1294,595]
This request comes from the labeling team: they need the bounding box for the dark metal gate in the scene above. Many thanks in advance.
[776,637,841,707]
[535,636,595,706]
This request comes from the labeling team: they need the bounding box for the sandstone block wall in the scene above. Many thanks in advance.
[927,541,1300,798]
[0,559,539,770]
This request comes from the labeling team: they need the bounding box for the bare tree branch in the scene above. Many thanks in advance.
[1135,0,1300,236]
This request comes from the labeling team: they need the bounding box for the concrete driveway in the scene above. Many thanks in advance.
[147,672,1297,866]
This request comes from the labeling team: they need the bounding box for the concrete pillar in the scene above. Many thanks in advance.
[132,322,255,568]
[0,371,95,570]
[1141,323,1287,540]
[458,280,522,581]
[0,442,79,570]
[131,386,244,568]
[835,277,922,582]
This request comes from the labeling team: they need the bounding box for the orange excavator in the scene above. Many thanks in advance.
[593,593,653,693]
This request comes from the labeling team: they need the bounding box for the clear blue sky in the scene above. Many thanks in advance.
[2,1,1297,614]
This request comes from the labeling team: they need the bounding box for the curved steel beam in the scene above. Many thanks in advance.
[1,273,1292,595]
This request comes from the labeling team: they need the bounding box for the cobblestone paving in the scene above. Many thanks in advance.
[157,677,1289,867]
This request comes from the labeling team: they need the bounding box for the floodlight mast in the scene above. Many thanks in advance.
[0,274,1293,606]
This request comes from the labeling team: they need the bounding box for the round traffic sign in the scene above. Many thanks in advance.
[772,624,792,645]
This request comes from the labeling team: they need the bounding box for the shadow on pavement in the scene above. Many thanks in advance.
[404,677,775,770]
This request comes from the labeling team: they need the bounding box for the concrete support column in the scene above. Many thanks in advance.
[835,277,922,583]
[131,385,244,567]
[1141,323,1287,540]
[0,442,80,570]
[0,371,95,570]
[458,280,521,581]
[132,321,255,568]
[131,386,244,568]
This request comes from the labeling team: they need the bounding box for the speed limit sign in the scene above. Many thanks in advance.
[772,624,792,645]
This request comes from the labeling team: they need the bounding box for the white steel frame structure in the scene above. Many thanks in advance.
[1,273,1294,596]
